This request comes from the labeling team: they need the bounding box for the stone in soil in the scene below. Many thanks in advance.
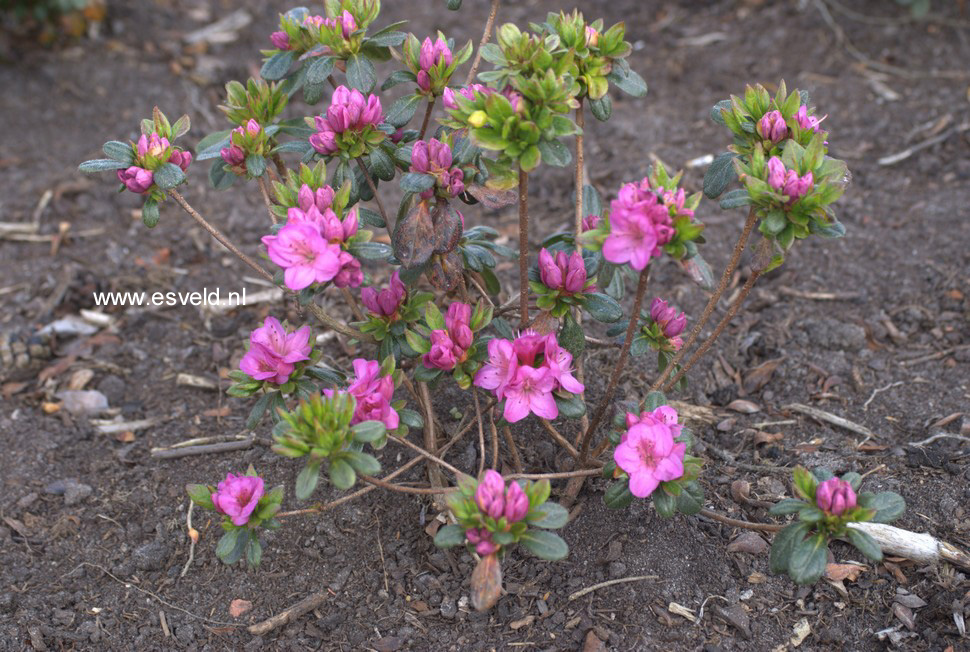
[132,540,170,571]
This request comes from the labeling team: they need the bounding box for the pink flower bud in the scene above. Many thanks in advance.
[766,157,786,190]
[475,470,506,519]
[445,302,472,333]
[117,166,154,194]
[411,141,430,173]
[538,248,563,289]
[246,119,262,137]
[584,26,599,47]
[794,105,825,133]
[757,110,788,144]
[512,330,545,366]
[221,144,246,166]
[270,30,291,50]
[332,252,362,288]
[581,215,600,232]
[168,149,192,172]
[339,10,357,38]
[423,330,459,370]
[465,528,499,556]
[815,477,856,516]
[361,270,406,317]
[563,250,587,294]
[211,472,265,526]
[503,481,529,522]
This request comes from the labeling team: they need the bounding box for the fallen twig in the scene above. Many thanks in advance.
[247,592,329,636]
[908,432,970,447]
[778,287,863,301]
[863,381,904,411]
[878,122,970,166]
[785,403,876,439]
[847,522,970,571]
[180,502,197,578]
[152,438,254,459]
[568,575,661,601]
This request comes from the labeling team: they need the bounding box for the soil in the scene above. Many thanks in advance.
[1,0,969,650]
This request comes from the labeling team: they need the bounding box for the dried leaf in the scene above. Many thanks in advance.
[892,602,915,630]
[465,184,517,209]
[753,430,784,445]
[202,406,232,418]
[392,200,435,269]
[2,381,29,399]
[229,599,253,618]
[726,532,768,554]
[431,202,463,255]
[427,250,464,292]
[790,618,811,647]
[668,602,697,622]
[726,399,761,414]
[509,615,534,630]
[743,357,784,393]
[42,401,62,414]
[582,630,606,652]
[66,368,94,391]
[882,561,908,584]
[114,430,136,443]
[470,553,502,612]
[893,591,926,609]
[747,572,767,584]
[825,563,866,582]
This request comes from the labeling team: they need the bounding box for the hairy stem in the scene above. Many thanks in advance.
[518,166,530,328]
[540,419,581,461]
[503,425,523,474]
[168,189,366,341]
[474,389,486,477]
[340,287,365,322]
[257,175,278,225]
[663,268,762,391]
[650,207,758,391]
[578,266,650,462]
[420,381,445,490]
[465,0,501,86]
[418,97,436,141]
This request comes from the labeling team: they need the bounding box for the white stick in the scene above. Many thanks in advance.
[848,522,970,570]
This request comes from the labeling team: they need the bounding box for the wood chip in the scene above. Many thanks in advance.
[509,615,534,630]
[790,618,811,647]
[230,599,253,618]
[825,563,866,582]
[176,373,218,390]
[727,399,761,414]
[668,602,697,623]
[743,357,784,394]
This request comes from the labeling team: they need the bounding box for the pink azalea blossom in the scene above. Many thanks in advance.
[649,298,687,338]
[474,338,518,400]
[239,341,295,384]
[310,86,383,156]
[261,223,343,291]
[270,30,291,50]
[423,302,473,371]
[442,83,491,110]
[614,418,686,498]
[465,527,499,556]
[250,316,312,363]
[602,179,673,271]
[423,330,460,370]
[816,477,856,516]
[211,472,265,526]
[581,215,600,232]
[361,270,406,317]
[473,470,529,523]
[417,37,453,91]
[757,109,788,144]
[794,105,825,133]
[332,358,399,430]
[542,336,584,394]
[410,138,465,199]
[503,365,557,423]
[538,248,587,294]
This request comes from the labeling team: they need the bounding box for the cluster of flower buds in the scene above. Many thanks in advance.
[270,7,363,57]
[326,358,400,431]
[815,477,856,516]
[463,471,530,554]
[397,33,468,97]
[309,86,385,158]
[117,132,193,195]
[766,157,813,205]
[474,330,583,423]
[423,303,474,371]
[531,247,596,317]
[613,406,687,498]
[186,467,283,566]
[647,298,687,350]
[239,316,312,385]
[441,84,520,114]
[409,138,465,199]
[361,270,407,318]
[220,120,269,176]
[261,183,364,290]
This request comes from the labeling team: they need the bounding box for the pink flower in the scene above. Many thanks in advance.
[423,302,473,370]
[512,330,545,366]
[584,26,599,47]
[662,188,694,220]
[221,143,246,167]
[581,215,600,232]
[445,303,473,349]
[211,472,265,526]
[794,105,825,133]
[503,365,557,423]
[542,336,584,394]
[465,527,499,556]
[766,157,813,204]
[649,298,687,338]
[339,10,357,39]
[410,139,464,199]
[270,30,291,50]
[167,149,192,172]
[250,316,312,363]
[474,469,506,519]
[504,481,529,522]
[757,109,788,144]
[137,134,170,160]
[261,223,343,291]
[816,477,856,516]
[116,166,154,194]
[310,86,383,155]
[336,358,399,430]
[474,338,518,400]
[297,184,336,212]
[361,270,406,317]
[538,248,587,294]
[442,83,491,110]
[603,179,673,271]
[614,419,686,498]
[417,37,453,91]
[423,330,459,370]
[240,342,295,384]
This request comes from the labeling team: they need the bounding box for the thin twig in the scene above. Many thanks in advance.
[651,208,758,391]
[340,287,366,322]
[540,419,581,461]
[152,439,254,459]
[862,381,904,411]
[256,175,278,225]
[503,424,524,474]
[488,407,500,472]
[418,97,436,141]
[568,575,660,601]
[785,402,876,438]
[505,468,602,481]
[878,122,970,166]
[909,433,970,447]
[420,381,445,490]
[465,0,501,86]
[518,167,530,328]
[390,431,463,476]
[698,508,783,532]
[180,501,196,578]
[474,389,486,477]
[248,592,330,636]
[356,158,392,231]
[663,269,762,391]
[579,267,650,461]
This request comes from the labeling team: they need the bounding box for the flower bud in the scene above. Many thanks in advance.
[581,215,600,232]
[474,469,506,520]
[270,30,291,50]
[503,481,529,522]
[766,156,786,191]
[423,330,459,370]
[221,144,246,167]
[563,250,587,294]
[468,110,487,128]
[339,10,357,39]
[538,248,563,289]
[816,477,856,516]
[117,166,154,194]
[584,25,599,47]
[246,119,262,137]
[757,110,788,144]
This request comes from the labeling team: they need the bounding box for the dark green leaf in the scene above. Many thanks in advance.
[554,393,586,419]
[103,141,134,163]
[398,408,423,429]
[348,241,393,261]
[245,154,266,178]
[246,392,274,429]
[369,147,395,181]
[703,152,736,199]
[537,139,571,167]
[185,483,214,510]
[675,481,704,515]
[585,292,623,323]
[589,94,612,122]
[447,0,462,8]
[306,56,336,85]
[153,162,185,189]
[434,524,466,547]
[329,458,356,490]
[141,199,160,228]
[296,462,321,500]
[400,172,435,193]
[653,491,676,518]
[209,160,236,190]
[519,530,569,561]
[788,532,828,585]
[385,94,423,128]
[769,522,810,574]
[603,480,634,509]
[530,502,568,529]
[769,498,806,516]
[709,99,732,126]
[845,527,883,562]
[246,538,263,567]
[642,391,667,411]
[215,528,245,564]
[350,420,386,444]
[607,66,647,97]
[195,129,231,156]
[79,158,129,173]
[261,51,295,81]
[346,54,376,93]
[718,188,751,209]
[343,450,381,475]
[860,491,905,524]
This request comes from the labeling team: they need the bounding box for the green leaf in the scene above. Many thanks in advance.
[788,532,828,585]
[261,51,295,81]
[351,420,386,444]
[845,527,883,562]
[709,99,732,126]
[769,498,806,516]
[840,472,862,491]
[718,188,751,210]
[295,462,321,500]
[346,54,377,93]
[859,491,905,524]
[246,538,263,568]
[348,241,393,261]
[519,530,569,561]
[185,483,214,510]
[703,152,736,199]
[306,56,336,85]
[769,521,810,574]
[385,94,423,128]
[537,139,571,167]
[583,184,603,217]
[329,458,356,490]
[141,199,160,228]
[398,408,423,429]
[153,162,185,189]
[215,528,245,564]
[675,481,704,515]
[653,490,676,518]
[381,69,418,91]
[589,94,612,122]
[558,313,585,357]
[400,172,435,193]
[78,158,130,173]
[434,524,466,548]
[246,391,274,429]
[209,160,236,190]
[530,502,568,529]
[404,329,431,354]
[103,141,134,163]
[607,66,647,97]
[642,391,667,411]
[246,154,266,178]
[584,292,623,323]
[554,393,586,419]
[195,129,231,157]
[447,0,462,9]
[369,147,395,181]
[603,480,633,509]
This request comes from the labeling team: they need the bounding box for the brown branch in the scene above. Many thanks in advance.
[419,381,445,490]
[663,269,762,391]
[474,389,486,477]
[518,167,530,328]
[505,468,602,481]
[577,266,650,462]
[539,419,580,461]
[389,431,462,476]
[340,287,366,321]
[248,593,330,636]
[650,207,758,391]
[418,97,436,141]
[503,424,523,474]
[356,158,392,231]
[488,407,500,472]
[257,175,278,225]
[465,0,501,86]
[698,508,783,533]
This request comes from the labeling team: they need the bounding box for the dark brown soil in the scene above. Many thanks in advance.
[1,0,969,650]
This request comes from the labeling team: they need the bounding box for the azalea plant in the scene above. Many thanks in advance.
[78,0,894,612]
